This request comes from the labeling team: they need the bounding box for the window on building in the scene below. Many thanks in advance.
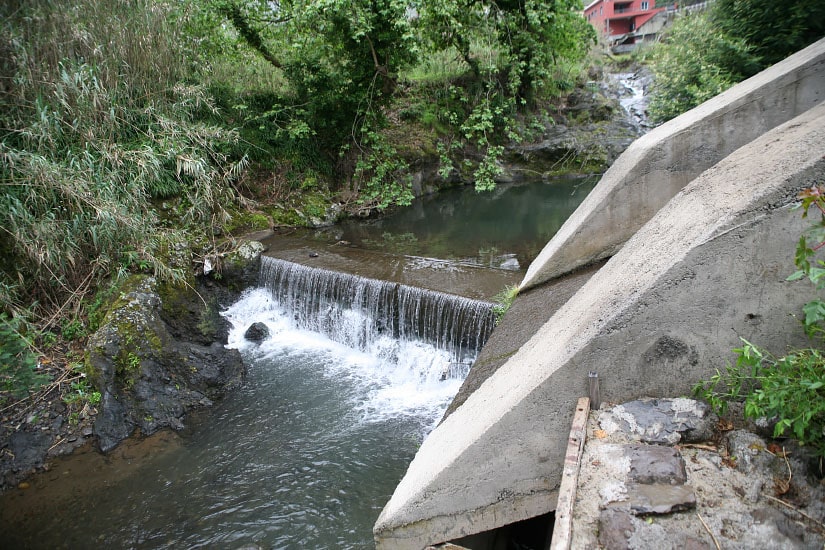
[641,1,649,9]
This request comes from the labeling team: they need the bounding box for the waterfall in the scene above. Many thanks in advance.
[259,256,496,372]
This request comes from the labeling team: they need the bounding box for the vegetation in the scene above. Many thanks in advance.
[0,0,247,317]
[647,0,824,122]
[695,185,825,457]
[492,284,519,325]
[209,0,595,195]
[0,0,596,403]
[0,314,47,403]
[0,0,247,404]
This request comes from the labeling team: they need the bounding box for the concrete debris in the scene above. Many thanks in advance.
[571,399,825,550]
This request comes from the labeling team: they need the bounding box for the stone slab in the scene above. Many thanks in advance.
[599,398,717,445]
[627,445,687,485]
[626,483,696,515]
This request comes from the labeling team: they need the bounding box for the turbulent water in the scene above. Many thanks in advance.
[0,177,600,549]
[0,267,493,549]
[260,256,496,369]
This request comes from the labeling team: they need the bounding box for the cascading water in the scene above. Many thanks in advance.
[258,256,496,383]
[0,179,597,549]
[0,259,497,550]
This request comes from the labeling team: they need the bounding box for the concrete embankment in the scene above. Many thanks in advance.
[521,38,825,290]
[374,99,825,548]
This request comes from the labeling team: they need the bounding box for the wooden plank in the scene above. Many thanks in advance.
[549,396,590,550]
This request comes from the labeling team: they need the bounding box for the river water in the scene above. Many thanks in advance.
[334,176,598,271]
[0,177,595,549]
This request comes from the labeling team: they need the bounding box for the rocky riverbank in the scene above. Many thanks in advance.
[571,398,825,549]
[0,239,265,492]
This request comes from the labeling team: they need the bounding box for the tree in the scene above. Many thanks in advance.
[416,0,595,107]
[213,0,595,198]
[213,0,420,206]
[713,0,825,70]
[215,0,418,150]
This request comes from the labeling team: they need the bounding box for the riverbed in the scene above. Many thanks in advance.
[0,177,596,548]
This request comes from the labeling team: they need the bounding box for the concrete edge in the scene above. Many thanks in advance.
[520,37,825,290]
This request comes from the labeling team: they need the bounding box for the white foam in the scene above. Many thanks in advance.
[222,288,470,428]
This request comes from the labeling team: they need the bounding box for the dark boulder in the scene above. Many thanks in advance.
[244,322,270,343]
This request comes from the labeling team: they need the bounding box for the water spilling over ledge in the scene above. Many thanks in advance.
[260,256,497,369]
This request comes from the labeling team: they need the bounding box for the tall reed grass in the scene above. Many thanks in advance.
[0,0,246,319]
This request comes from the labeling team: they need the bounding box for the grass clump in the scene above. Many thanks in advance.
[0,314,49,404]
[492,284,519,325]
[0,0,247,319]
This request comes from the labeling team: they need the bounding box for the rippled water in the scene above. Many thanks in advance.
[0,178,599,548]
[1,289,468,549]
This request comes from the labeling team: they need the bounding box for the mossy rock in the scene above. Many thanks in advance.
[224,209,271,235]
[85,275,245,453]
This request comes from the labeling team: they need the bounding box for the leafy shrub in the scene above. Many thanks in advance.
[647,0,824,124]
[647,12,758,123]
[695,340,825,455]
[694,184,825,456]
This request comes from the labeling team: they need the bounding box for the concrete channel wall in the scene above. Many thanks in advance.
[373,101,825,548]
[520,37,825,291]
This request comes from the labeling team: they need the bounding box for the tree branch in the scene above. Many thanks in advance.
[220,2,282,69]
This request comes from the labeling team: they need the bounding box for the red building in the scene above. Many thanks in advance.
[584,0,669,51]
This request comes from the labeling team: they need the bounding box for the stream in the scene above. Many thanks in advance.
[0,177,596,549]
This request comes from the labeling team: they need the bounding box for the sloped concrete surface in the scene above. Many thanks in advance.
[521,37,825,290]
[443,262,603,420]
[374,102,825,549]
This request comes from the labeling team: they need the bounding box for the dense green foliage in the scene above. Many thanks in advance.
[695,185,825,457]
[0,0,595,399]
[648,0,824,122]
[646,12,758,122]
[714,0,825,68]
[695,340,825,457]
[413,0,596,190]
[0,0,247,319]
[209,0,595,195]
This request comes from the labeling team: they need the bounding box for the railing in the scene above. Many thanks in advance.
[654,0,710,12]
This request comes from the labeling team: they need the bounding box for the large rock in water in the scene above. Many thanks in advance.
[244,322,270,343]
[86,275,245,452]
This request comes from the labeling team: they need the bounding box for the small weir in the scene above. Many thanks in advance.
[260,256,497,371]
[0,177,602,549]
[0,257,499,549]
